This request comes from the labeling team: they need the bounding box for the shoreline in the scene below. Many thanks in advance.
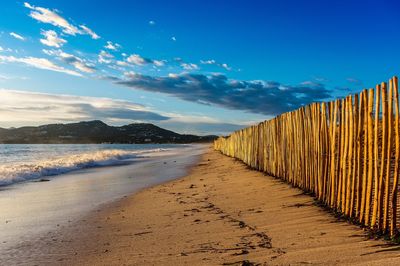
[0,144,206,261]
[4,148,400,265]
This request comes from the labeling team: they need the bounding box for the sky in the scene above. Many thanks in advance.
[0,0,399,135]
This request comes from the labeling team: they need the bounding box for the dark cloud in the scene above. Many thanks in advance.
[61,54,96,73]
[67,103,169,121]
[112,73,333,116]
[1,102,168,122]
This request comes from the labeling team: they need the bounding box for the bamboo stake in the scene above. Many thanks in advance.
[321,102,329,201]
[371,85,381,228]
[326,102,331,202]
[384,81,393,231]
[360,90,369,222]
[327,102,333,202]
[330,100,339,206]
[350,94,359,217]
[364,89,374,226]
[337,99,345,209]
[345,96,354,215]
[341,97,349,211]
[378,84,388,229]
[391,76,399,236]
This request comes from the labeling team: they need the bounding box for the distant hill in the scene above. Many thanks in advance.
[0,120,218,144]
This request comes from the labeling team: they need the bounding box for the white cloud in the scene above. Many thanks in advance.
[10,32,26,41]
[200,59,216,65]
[43,49,96,73]
[221,63,232,71]
[98,50,114,64]
[24,2,79,35]
[127,54,147,65]
[41,49,56,56]
[0,46,13,53]
[125,54,165,67]
[153,60,165,67]
[24,2,99,39]
[116,60,128,66]
[181,63,199,70]
[168,73,178,78]
[23,2,33,8]
[104,41,121,51]
[164,113,220,124]
[0,89,166,127]
[40,30,66,48]
[200,59,232,71]
[123,71,137,78]
[79,25,100,39]
[107,64,125,71]
[0,55,81,76]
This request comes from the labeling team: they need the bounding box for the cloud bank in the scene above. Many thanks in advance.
[0,89,168,127]
[112,73,332,116]
[0,89,245,135]
[0,55,81,76]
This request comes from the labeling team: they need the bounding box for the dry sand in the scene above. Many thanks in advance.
[11,147,400,265]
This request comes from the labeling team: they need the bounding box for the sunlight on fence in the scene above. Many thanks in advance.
[214,76,400,237]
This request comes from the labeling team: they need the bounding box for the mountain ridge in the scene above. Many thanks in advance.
[0,120,217,144]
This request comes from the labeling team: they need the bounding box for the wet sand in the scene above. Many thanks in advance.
[6,147,400,265]
[0,145,205,264]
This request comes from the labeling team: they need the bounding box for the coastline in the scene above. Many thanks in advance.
[0,144,206,262]
[5,147,400,265]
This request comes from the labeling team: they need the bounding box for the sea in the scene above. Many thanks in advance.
[0,144,193,186]
[0,143,207,261]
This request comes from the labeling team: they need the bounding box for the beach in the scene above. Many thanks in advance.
[0,144,206,264]
[3,146,400,265]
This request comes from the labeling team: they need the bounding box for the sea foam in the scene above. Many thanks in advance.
[0,148,167,186]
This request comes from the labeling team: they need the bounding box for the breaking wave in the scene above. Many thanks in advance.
[0,148,167,186]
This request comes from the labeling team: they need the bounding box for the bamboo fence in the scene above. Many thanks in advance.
[214,76,400,237]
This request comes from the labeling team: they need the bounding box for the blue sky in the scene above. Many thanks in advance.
[0,0,399,135]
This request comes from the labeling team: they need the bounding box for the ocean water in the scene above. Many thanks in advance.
[0,143,207,259]
[0,144,184,186]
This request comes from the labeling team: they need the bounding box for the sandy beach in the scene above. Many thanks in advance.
[6,147,400,265]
